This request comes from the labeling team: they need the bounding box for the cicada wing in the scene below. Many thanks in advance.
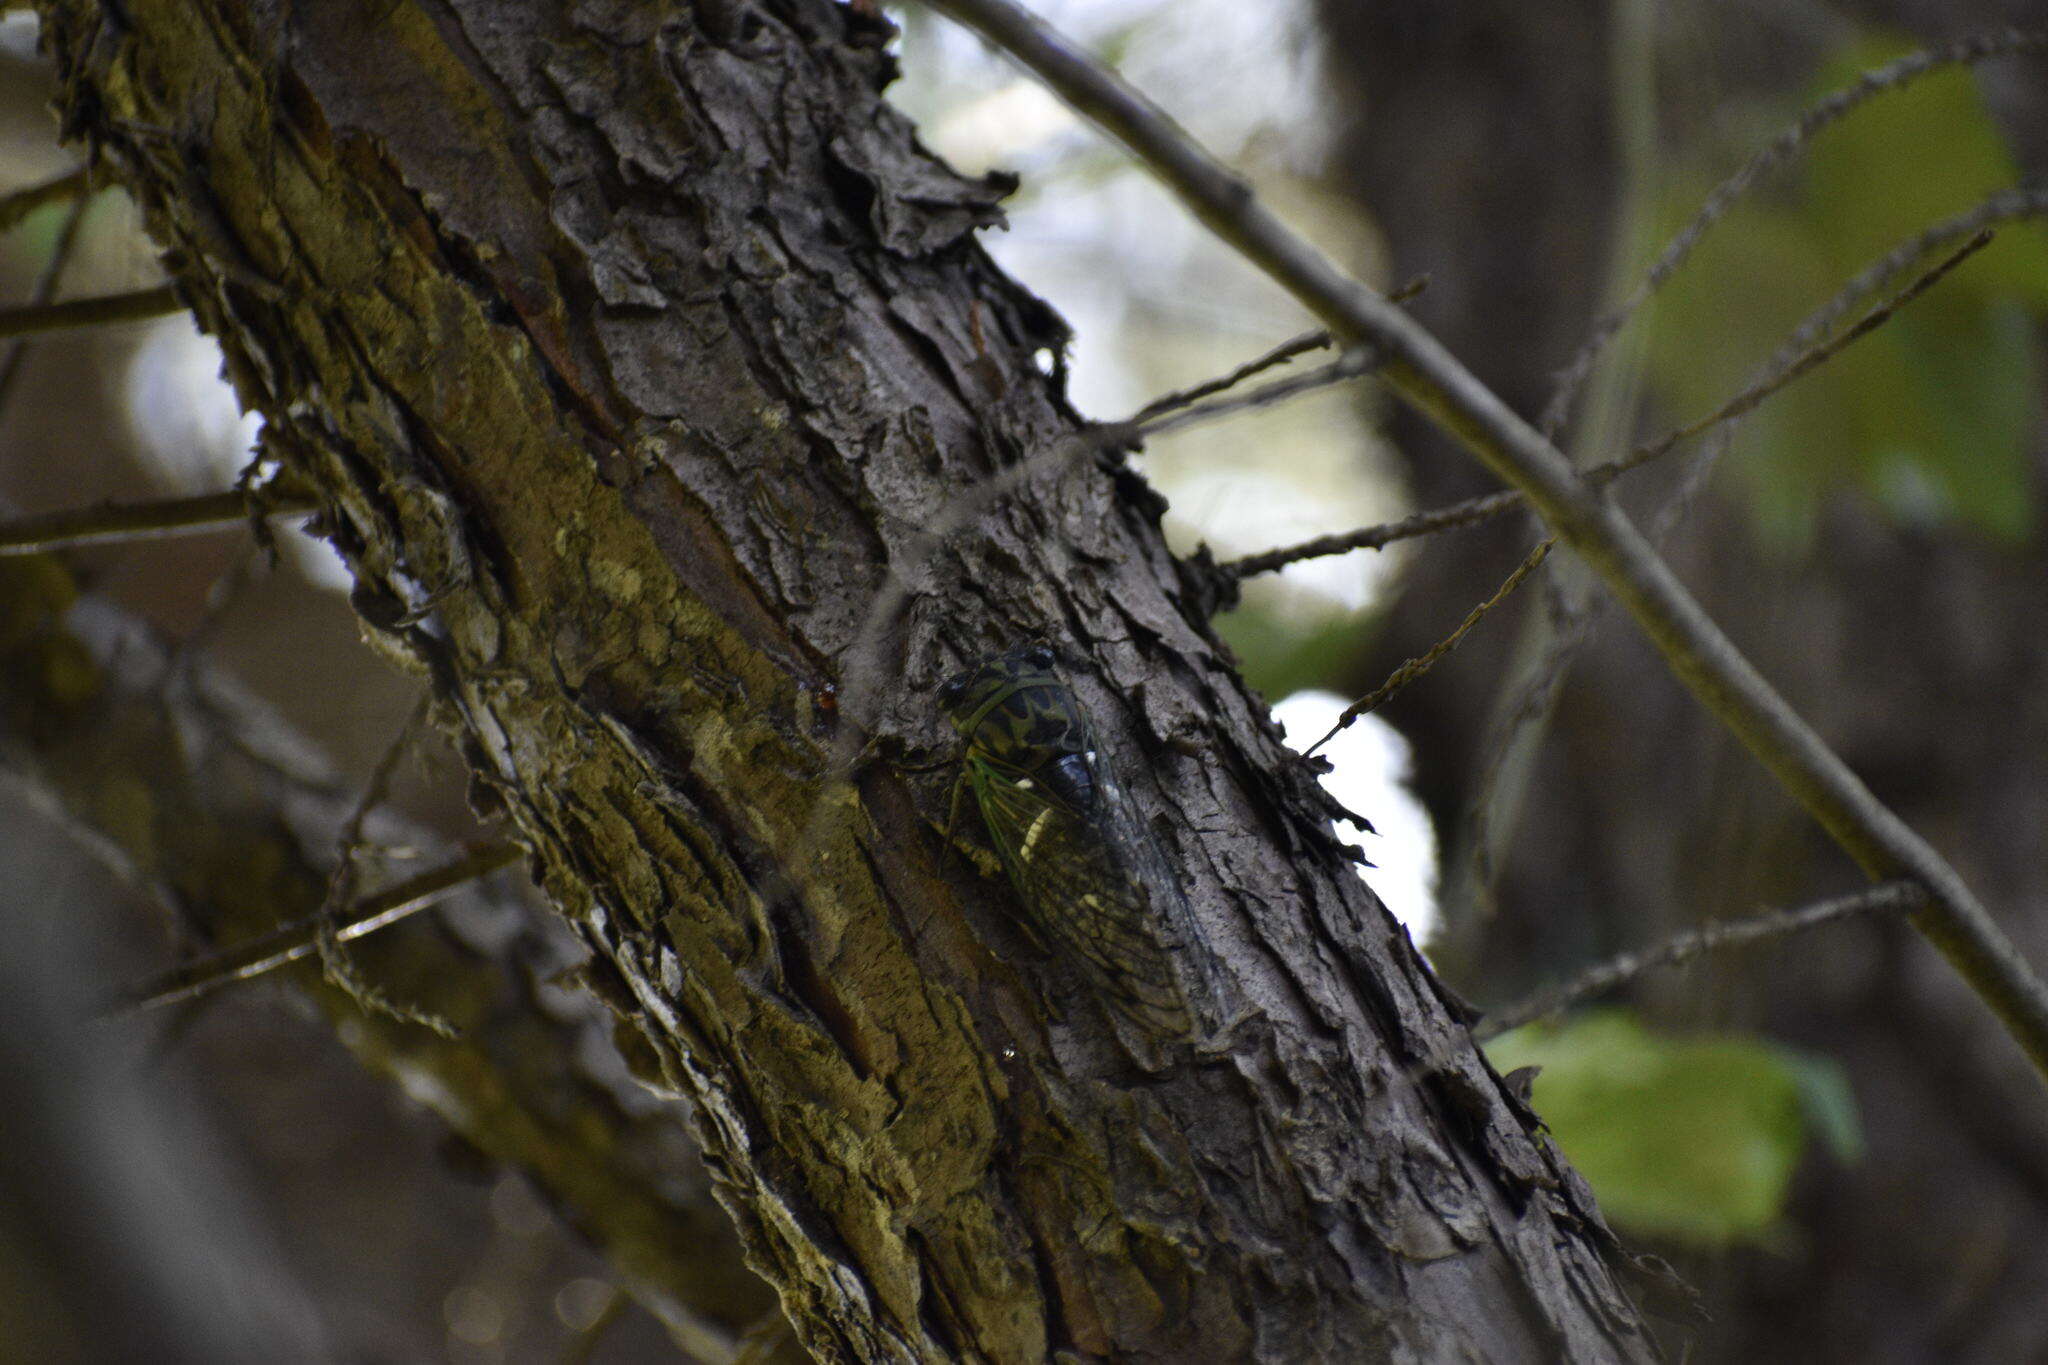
[1087,754,1223,1024]
[969,755,1194,1038]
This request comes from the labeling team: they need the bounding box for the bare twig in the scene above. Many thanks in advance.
[1544,26,2048,436]
[312,694,456,1035]
[1629,227,1997,473]
[1777,184,2048,367]
[1120,278,1427,430]
[0,167,89,235]
[0,489,318,556]
[1633,195,2041,550]
[1457,227,2002,910]
[1305,538,1554,756]
[1125,329,1330,426]
[1474,882,1928,1042]
[0,281,183,338]
[925,0,2048,1078]
[1227,226,2002,584]
[109,840,522,1015]
[1639,183,2044,537]
[1117,345,1378,445]
[1222,489,1525,579]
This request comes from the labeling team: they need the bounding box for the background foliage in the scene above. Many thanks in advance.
[2,1,2045,1358]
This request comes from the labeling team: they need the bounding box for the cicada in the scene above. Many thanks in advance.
[937,643,1198,1046]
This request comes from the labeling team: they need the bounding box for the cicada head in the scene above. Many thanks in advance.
[938,642,1086,770]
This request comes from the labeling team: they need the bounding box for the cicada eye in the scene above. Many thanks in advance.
[1021,643,1056,670]
[937,676,967,707]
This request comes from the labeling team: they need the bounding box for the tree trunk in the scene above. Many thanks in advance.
[37,0,1656,1357]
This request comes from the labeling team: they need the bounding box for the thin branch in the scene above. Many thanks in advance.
[1544,26,2048,437]
[1120,276,1427,429]
[1222,488,1523,580]
[1115,345,1378,445]
[926,0,2048,1078]
[1583,206,2012,520]
[109,840,522,1015]
[1641,182,2043,533]
[0,167,90,236]
[1454,227,2002,913]
[1226,225,2002,584]
[1778,183,2048,367]
[312,694,456,1035]
[1627,227,1997,473]
[1473,882,1928,1042]
[0,489,318,556]
[0,281,183,338]
[1305,538,1554,756]
[1459,603,1591,918]
[1126,329,1330,426]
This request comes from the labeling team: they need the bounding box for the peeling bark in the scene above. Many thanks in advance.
[37,0,1657,1357]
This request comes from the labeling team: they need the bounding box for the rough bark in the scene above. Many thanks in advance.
[38,0,1656,1358]
[0,554,784,1361]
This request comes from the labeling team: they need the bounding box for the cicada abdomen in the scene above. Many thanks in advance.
[937,643,1199,1048]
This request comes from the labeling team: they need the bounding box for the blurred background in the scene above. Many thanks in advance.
[2,0,2046,1359]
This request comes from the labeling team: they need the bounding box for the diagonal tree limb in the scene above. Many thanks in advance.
[926,0,2048,1079]
[1455,226,2001,914]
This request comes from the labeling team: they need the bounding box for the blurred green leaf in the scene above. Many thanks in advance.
[1486,1010,1858,1247]
[1643,32,2047,546]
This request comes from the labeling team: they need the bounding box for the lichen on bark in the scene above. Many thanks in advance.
[37,0,1659,1357]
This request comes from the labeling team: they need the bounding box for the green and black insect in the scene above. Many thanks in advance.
[937,643,1199,1046]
